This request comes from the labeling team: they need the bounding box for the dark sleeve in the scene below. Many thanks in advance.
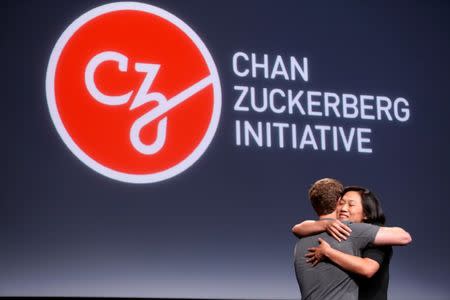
[348,223,380,250]
[362,246,392,265]
[362,247,385,265]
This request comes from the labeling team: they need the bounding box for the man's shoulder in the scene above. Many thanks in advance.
[347,222,380,250]
[296,231,333,245]
[346,221,379,232]
[298,230,331,240]
[297,231,341,250]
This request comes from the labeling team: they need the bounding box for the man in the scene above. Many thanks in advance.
[293,178,411,300]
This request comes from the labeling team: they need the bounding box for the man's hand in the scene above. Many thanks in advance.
[324,220,351,242]
[305,238,332,266]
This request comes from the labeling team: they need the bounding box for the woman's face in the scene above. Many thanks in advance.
[337,191,365,223]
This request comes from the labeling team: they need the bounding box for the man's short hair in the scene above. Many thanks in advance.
[309,178,344,216]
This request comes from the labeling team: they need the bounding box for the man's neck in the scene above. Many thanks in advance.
[318,212,336,220]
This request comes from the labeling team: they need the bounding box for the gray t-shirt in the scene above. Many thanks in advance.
[294,221,380,300]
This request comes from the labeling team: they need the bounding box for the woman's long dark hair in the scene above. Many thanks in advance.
[341,186,386,226]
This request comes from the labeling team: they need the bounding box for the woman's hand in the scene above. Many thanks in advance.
[324,219,351,242]
[305,238,332,266]
[306,238,381,277]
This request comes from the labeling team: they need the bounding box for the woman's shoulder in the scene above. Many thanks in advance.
[363,245,393,262]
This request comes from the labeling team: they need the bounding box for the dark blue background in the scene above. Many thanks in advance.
[2,0,450,298]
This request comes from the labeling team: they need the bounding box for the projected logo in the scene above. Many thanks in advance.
[46,2,221,183]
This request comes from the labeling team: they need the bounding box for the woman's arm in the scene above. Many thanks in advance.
[292,219,352,241]
[306,238,381,278]
[292,220,327,237]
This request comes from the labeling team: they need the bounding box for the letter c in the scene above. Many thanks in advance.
[85,51,133,105]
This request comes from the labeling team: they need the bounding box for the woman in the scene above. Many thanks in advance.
[294,186,392,300]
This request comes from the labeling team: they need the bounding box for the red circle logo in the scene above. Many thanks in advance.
[46,2,222,183]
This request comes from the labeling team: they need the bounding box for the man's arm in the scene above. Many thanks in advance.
[373,226,412,246]
[351,223,412,247]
